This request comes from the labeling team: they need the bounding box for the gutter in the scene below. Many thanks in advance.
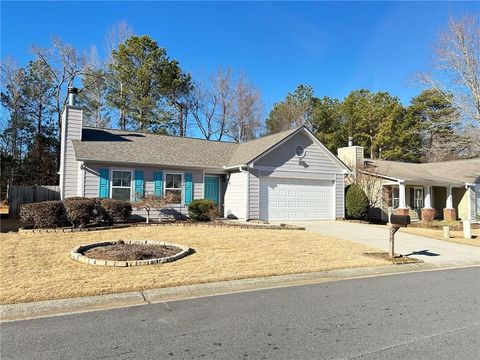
[359,169,404,183]
[223,165,247,171]
[79,159,226,172]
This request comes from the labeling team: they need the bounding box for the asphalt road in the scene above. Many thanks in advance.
[1,267,479,360]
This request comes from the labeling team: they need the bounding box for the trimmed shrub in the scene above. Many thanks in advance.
[188,199,217,221]
[345,184,369,219]
[19,203,35,224]
[19,197,132,229]
[100,198,132,223]
[64,197,100,227]
[19,201,67,228]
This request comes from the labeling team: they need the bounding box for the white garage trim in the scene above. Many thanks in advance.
[258,167,336,181]
[259,177,336,221]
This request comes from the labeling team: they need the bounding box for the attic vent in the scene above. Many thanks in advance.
[295,145,306,157]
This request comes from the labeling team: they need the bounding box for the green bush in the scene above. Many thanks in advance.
[19,201,67,228]
[100,198,132,223]
[188,199,217,221]
[345,184,369,219]
[64,197,100,227]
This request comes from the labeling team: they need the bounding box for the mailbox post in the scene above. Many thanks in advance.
[388,215,411,258]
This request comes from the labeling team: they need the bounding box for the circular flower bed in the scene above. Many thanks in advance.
[71,240,192,267]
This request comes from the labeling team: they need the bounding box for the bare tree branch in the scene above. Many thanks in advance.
[418,15,480,122]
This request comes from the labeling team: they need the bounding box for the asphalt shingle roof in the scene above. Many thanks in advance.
[72,127,299,169]
[364,159,480,186]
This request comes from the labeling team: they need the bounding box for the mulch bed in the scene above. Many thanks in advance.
[83,242,182,261]
[363,252,423,265]
[19,220,305,233]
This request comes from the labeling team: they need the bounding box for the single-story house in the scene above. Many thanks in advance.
[337,142,480,222]
[59,91,350,221]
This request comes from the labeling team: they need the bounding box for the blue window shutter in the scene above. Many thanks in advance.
[184,173,193,205]
[153,171,163,196]
[134,170,144,200]
[98,168,109,198]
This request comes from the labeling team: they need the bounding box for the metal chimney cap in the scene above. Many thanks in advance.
[68,87,79,94]
[348,136,353,147]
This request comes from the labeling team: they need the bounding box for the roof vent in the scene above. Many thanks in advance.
[348,136,353,147]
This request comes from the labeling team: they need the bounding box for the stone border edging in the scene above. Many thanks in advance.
[71,240,192,267]
[19,221,305,234]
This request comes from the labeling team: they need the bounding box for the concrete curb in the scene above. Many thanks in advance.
[2,261,479,322]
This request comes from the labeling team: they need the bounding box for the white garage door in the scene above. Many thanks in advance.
[259,178,335,221]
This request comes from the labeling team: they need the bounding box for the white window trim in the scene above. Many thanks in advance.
[164,172,184,206]
[109,168,134,202]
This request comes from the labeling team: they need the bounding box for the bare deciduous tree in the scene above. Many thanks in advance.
[418,15,480,122]
[103,20,134,65]
[135,193,176,223]
[32,37,86,131]
[0,58,28,161]
[103,21,134,129]
[192,67,262,142]
[355,167,385,210]
[79,46,110,128]
[191,81,218,140]
[229,73,263,142]
[191,67,235,140]
[215,67,235,140]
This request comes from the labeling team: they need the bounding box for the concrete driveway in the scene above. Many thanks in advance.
[289,221,480,266]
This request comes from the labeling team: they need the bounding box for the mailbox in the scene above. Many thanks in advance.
[390,214,411,226]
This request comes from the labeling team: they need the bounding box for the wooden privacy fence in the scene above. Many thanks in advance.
[8,185,60,218]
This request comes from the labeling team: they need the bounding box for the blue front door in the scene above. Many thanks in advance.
[204,176,219,205]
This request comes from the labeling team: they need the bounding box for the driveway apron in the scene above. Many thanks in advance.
[288,221,480,266]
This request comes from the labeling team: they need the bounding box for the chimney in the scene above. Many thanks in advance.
[59,89,83,200]
[67,86,79,106]
[337,137,364,176]
[348,136,353,147]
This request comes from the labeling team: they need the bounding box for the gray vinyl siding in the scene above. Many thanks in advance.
[335,174,345,218]
[83,162,204,218]
[255,132,344,174]
[249,131,346,220]
[61,106,83,198]
[248,168,260,219]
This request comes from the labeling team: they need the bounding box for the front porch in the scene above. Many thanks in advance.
[382,183,475,223]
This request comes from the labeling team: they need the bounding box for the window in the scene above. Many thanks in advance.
[111,170,132,201]
[295,145,306,157]
[413,187,424,211]
[392,187,399,209]
[165,173,182,203]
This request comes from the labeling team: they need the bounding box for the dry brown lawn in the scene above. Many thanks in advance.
[400,227,480,247]
[0,226,387,304]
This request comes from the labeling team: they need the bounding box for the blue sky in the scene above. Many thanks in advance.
[1,1,478,113]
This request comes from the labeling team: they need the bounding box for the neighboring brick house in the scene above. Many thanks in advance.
[338,141,480,222]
